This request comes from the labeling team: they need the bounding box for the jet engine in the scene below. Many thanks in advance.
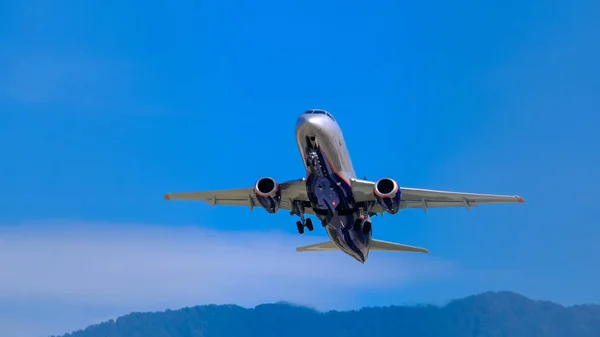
[254,177,282,213]
[373,178,402,214]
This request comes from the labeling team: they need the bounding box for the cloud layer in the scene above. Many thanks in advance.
[0,221,454,336]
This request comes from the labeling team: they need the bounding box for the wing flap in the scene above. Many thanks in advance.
[400,187,525,204]
[164,188,260,208]
[164,188,251,202]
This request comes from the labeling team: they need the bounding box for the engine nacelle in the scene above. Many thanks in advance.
[254,177,282,213]
[373,178,402,214]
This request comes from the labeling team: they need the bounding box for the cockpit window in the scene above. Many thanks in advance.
[303,109,335,122]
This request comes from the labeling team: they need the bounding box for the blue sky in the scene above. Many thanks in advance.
[1,0,599,336]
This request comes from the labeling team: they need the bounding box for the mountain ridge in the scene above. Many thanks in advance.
[54,291,600,337]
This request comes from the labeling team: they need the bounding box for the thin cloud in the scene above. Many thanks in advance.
[0,221,454,307]
[0,221,455,337]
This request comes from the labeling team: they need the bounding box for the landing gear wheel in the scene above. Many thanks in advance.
[362,221,372,235]
[305,218,314,232]
[296,221,305,234]
[292,201,314,234]
[353,218,363,231]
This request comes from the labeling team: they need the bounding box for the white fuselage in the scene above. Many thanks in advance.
[294,109,371,263]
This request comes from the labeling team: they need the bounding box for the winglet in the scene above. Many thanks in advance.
[515,196,525,203]
[164,194,171,200]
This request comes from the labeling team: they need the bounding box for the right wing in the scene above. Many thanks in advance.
[164,178,311,213]
[350,178,525,213]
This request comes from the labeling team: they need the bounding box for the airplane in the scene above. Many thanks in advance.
[164,109,525,263]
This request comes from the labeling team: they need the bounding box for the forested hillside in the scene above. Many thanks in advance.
[55,291,600,337]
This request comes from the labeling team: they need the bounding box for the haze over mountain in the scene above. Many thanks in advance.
[55,291,600,337]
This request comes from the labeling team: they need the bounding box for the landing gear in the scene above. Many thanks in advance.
[353,217,372,235]
[305,218,314,231]
[353,218,362,230]
[353,202,375,235]
[296,218,314,234]
[305,136,323,174]
[364,201,375,218]
[362,220,372,235]
[306,151,320,172]
[296,221,304,234]
[291,201,314,234]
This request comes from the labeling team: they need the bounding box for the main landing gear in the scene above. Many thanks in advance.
[353,202,375,235]
[296,218,314,234]
[353,218,371,235]
[291,201,314,235]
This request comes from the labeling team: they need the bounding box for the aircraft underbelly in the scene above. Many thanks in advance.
[325,214,371,263]
[295,118,355,179]
[295,113,371,262]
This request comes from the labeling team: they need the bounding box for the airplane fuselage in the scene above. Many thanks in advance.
[295,110,372,263]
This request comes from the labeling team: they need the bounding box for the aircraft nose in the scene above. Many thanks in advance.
[298,109,333,125]
[297,110,321,127]
[295,113,310,129]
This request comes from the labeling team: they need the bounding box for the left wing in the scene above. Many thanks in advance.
[350,178,525,213]
[164,178,311,213]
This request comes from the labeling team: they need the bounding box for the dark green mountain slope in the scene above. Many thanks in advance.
[55,291,600,337]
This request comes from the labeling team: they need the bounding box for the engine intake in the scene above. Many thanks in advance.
[374,178,402,214]
[254,177,282,213]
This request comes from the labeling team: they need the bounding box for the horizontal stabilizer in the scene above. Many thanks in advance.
[296,241,338,252]
[295,239,429,254]
[370,239,429,254]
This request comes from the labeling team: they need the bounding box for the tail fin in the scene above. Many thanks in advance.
[296,239,429,254]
